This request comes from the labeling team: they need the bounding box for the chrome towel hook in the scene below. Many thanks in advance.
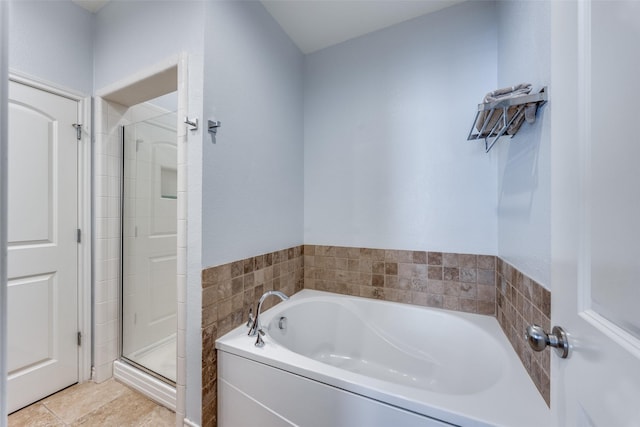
[208,120,221,135]
[184,116,198,131]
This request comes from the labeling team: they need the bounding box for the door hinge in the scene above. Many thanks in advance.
[77,331,82,346]
[72,123,82,141]
[77,228,81,243]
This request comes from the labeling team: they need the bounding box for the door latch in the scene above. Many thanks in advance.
[525,324,569,358]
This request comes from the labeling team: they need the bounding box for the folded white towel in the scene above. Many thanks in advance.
[483,83,532,103]
[476,83,533,135]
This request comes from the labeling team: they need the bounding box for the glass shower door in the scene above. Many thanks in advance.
[122,112,177,383]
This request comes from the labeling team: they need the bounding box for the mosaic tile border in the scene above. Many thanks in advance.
[496,258,551,406]
[200,246,304,427]
[304,245,496,315]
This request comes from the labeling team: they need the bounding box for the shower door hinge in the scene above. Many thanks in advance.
[77,331,82,346]
[72,123,82,141]
[77,228,81,243]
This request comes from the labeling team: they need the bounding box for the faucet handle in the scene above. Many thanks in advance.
[247,304,260,336]
[255,330,265,347]
[246,307,254,328]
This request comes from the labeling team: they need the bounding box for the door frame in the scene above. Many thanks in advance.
[8,72,92,384]
[94,53,193,421]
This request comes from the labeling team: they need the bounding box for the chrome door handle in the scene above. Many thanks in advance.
[525,324,570,358]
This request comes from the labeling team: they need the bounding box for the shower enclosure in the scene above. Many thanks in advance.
[121,111,177,383]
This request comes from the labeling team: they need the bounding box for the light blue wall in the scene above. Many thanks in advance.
[201,0,304,267]
[304,1,498,255]
[198,1,304,421]
[496,1,551,287]
[9,0,93,94]
[94,0,204,90]
[148,92,178,113]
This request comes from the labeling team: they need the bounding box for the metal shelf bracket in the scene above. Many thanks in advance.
[467,87,548,153]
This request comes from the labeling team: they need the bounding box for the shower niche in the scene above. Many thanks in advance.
[121,98,178,384]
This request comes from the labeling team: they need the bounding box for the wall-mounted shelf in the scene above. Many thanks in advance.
[468,87,548,153]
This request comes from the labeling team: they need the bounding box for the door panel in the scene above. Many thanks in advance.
[589,0,640,341]
[7,273,56,372]
[7,81,78,413]
[7,103,54,244]
[551,1,640,425]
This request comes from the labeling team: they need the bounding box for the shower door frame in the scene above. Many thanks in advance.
[120,112,178,385]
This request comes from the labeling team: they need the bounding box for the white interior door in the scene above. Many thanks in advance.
[7,81,79,412]
[551,1,640,425]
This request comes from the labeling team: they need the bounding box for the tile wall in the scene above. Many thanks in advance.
[303,245,496,315]
[175,57,189,424]
[202,245,552,426]
[201,246,304,427]
[496,258,551,406]
[93,98,127,383]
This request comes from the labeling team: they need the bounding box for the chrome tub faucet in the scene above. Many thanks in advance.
[247,290,289,347]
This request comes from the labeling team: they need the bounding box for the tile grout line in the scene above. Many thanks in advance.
[39,402,70,427]
[9,379,175,427]
[40,380,130,426]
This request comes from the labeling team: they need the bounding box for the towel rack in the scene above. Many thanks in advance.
[467,87,548,153]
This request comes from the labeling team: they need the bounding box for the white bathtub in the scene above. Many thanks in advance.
[216,290,550,427]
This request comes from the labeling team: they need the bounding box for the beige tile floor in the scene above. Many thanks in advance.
[8,379,175,427]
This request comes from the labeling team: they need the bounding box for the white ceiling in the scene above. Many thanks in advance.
[261,0,465,54]
[72,0,464,54]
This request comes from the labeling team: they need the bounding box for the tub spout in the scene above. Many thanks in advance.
[248,290,289,343]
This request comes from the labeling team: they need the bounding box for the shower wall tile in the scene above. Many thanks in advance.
[175,57,190,423]
[304,245,496,316]
[93,97,128,383]
[201,246,304,427]
[496,258,551,406]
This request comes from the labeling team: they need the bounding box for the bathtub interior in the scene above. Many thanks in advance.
[265,297,505,395]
